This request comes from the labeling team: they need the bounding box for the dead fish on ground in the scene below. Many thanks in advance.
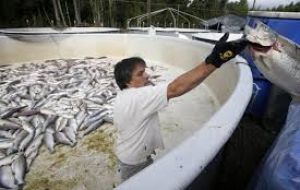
[0,165,18,189]
[0,57,166,188]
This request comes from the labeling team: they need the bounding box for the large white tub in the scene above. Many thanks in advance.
[0,32,252,189]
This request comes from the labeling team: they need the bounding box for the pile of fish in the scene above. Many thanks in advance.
[0,57,163,189]
[245,20,300,97]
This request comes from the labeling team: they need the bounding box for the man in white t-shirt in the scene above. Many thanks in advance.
[113,33,248,181]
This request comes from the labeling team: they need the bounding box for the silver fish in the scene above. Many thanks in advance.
[54,131,74,146]
[104,114,114,124]
[0,153,18,167]
[245,21,300,96]
[63,127,76,143]
[0,100,8,107]
[68,118,79,133]
[33,97,52,108]
[11,128,23,138]
[0,165,18,189]
[20,120,35,134]
[0,105,27,119]
[39,108,57,116]
[0,64,10,68]
[0,151,5,159]
[0,119,21,130]
[30,115,45,128]
[80,118,105,137]
[84,110,108,128]
[9,130,28,154]
[0,140,13,150]
[12,108,40,117]
[26,147,39,169]
[75,109,86,127]
[43,115,57,130]
[44,128,55,153]
[0,131,14,139]
[88,108,107,119]
[11,153,26,186]
[24,134,44,157]
[34,125,44,138]
[19,131,35,152]
[55,117,68,132]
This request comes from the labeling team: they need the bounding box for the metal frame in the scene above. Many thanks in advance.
[127,7,208,29]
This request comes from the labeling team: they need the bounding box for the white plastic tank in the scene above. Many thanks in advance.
[0,31,252,189]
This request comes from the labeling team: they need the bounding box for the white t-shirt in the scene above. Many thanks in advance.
[114,83,169,165]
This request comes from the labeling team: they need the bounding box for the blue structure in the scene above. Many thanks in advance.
[246,11,300,190]
[242,49,272,118]
[243,11,300,117]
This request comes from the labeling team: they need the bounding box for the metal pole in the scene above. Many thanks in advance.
[109,0,112,27]
[252,0,256,10]
[65,1,71,26]
[147,0,151,26]
[177,4,179,28]
[169,9,176,28]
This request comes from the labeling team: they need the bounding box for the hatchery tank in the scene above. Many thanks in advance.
[0,32,253,190]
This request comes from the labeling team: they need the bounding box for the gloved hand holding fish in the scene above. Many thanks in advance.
[244,21,300,97]
[205,32,249,68]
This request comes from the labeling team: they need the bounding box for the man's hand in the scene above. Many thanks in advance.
[205,32,249,68]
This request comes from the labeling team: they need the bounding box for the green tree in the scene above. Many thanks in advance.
[226,0,248,15]
[188,0,229,19]
[271,2,300,12]
[114,0,145,28]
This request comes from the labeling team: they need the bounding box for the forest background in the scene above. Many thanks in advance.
[0,0,299,28]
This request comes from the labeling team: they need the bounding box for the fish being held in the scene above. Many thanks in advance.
[245,21,300,97]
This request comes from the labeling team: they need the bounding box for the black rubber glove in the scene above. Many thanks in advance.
[205,32,249,68]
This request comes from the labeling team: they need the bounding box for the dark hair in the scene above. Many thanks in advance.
[114,57,146,90]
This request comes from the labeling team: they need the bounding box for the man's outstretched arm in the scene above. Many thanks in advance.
[167,33,248,100]
[167,63,216,99]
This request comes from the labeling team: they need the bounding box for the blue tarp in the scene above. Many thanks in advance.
[249,99,300,190]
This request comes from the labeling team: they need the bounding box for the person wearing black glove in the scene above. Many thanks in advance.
[205,32,249,68]
[113,33,248,182]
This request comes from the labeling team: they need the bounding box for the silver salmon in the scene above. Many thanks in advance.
[245,21,300,97]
